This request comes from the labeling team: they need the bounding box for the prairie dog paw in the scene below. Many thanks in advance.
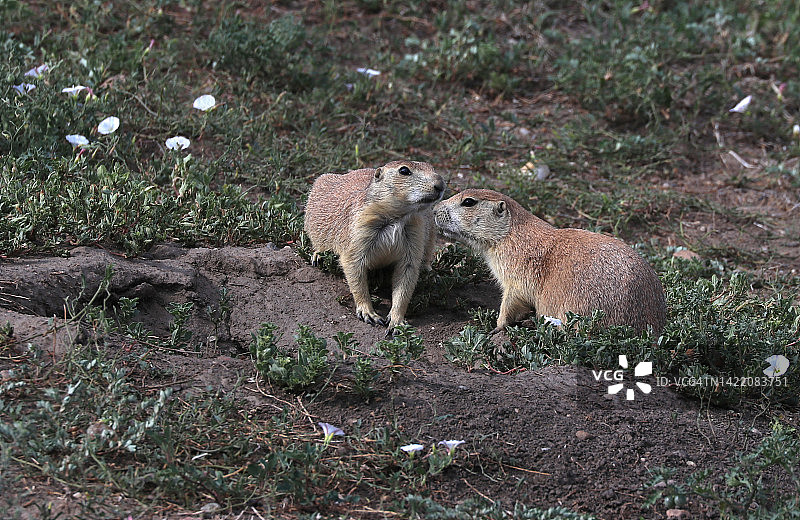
[356,307,388,327]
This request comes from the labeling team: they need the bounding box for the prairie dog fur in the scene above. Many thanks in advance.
[304,160,445,331]
[434,189,666,334]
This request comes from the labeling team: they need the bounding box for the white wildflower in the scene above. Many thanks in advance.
[729,95,752,113]
[437,440,465,453]
[192,94,216,111]
[62,85,88,95]
[356,67,381,77]
[24,64,48,77]
[318,422,344,444]
[543,316,562,327]
[97,116,120,135]
[763,355,790,378]
[66,134,89,147]
[165,136,190,150]
[12,83,36,94]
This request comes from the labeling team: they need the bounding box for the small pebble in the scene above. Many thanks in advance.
[575,430,591,441]
[534,164,550,180]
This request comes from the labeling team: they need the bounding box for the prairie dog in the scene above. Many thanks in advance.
[304,161,445,331]
[434,189,666,334]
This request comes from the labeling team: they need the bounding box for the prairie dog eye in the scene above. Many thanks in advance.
[398,166,412,175]
[461,197,477,207]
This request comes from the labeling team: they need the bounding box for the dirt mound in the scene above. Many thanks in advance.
[1,245,794,518]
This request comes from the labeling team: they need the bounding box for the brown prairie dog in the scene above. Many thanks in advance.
[304,160,445,331]
[434,189,666,334]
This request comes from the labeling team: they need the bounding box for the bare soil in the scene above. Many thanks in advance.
[2,244,797,519]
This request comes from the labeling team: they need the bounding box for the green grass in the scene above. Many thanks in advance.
[1,0,799,517]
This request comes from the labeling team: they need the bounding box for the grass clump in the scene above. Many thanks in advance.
[400,20,531,94]
[374,324,425,377]
[250,323,329,392]
[206,14,325,89]
[443,325,490,371]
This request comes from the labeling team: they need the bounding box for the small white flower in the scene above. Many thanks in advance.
[400,444,425,454]
[729,95,752,113]
[66,134,89,147]
[763,354,790,378]
[543,316,562,327]
[356,67,381,77]
[12,83,36,94]
[793,124,800,137]
[62,85,87,95]
[437,440,465,453]
[318,422,344,444]
[24,64,48,77]
[97,116,120,135]
[193,94,216,111]
[165,136,190,150]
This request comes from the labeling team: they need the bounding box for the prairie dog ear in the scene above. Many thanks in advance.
[494,200,506,217]
[374,167,383,180]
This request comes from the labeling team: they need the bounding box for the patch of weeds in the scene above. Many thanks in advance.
[764,162,800,189]
[490,312,656,374]
[443,325,489,371]
[373,324,425,378]
[646,421,800,518]
[555,35,679,127]
[204,286,232,339]
[399,19,534,93]
[497,162,699,237]
[553,2,735,127]
[0,321,13,349]
[331,332,376,399]
[0,344,173,489]
[250,323,329,392]
[298,246,343,276]
[333,331,360,358]
[63,265,142,339]
[166,301,194,348]
[205,14,327,89]
[352,356,378,400]
[2,337,314,512]
[644,466,690,511]
[470,307,499,333]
